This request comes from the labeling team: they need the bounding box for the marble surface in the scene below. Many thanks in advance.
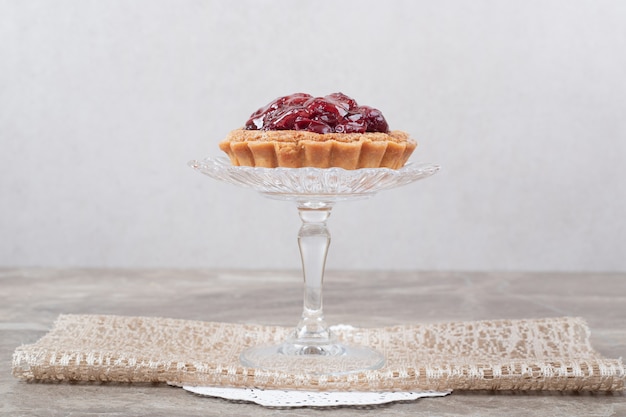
[1,268,624,416]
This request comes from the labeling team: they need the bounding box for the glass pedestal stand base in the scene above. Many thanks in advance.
[240,202,385,375]
[240,343,385,375]
[189,157,439,376]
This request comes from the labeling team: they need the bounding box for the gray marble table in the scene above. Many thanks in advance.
[1,269,624,416]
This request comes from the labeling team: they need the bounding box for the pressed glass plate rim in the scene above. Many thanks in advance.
[188,156,440,200]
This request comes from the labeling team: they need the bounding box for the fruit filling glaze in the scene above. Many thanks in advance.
[245,92,389,134]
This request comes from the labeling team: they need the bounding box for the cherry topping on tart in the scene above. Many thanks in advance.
[245,92,389,134]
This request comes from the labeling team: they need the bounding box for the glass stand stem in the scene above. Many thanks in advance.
[239,201,385,373]
[290,205,334,352]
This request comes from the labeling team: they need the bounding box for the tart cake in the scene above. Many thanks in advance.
[219,93,417,169]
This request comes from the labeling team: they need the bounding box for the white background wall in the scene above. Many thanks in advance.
[2,0,625,271]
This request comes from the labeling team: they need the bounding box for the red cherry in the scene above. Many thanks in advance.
[337,118,367,133]
[294,118,333,134]
[325,92,357,111]
[357,106,389,133]
[282,93,313,108]
[269,108,308,130]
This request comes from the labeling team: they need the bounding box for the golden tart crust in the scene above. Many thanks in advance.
[219,129,417,169]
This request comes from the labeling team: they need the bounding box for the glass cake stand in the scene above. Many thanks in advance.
[189,156,439,375]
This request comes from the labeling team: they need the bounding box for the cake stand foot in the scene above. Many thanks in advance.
[239,202,385,375]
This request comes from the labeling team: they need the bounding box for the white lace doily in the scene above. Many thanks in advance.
[182,386,451,407]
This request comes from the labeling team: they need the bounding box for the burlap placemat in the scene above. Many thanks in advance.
[12,314,624,391]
